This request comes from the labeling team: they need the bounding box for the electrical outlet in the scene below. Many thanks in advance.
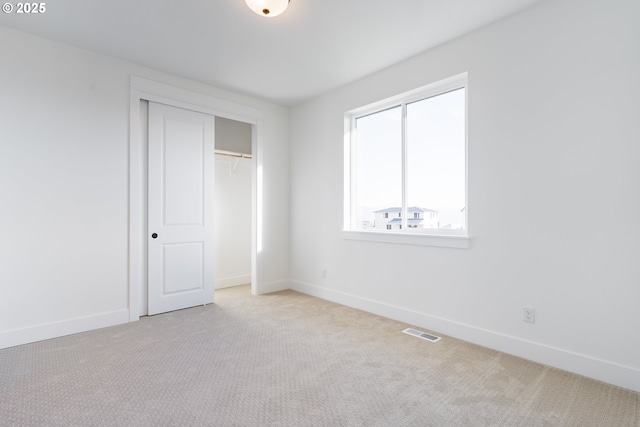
[523,307,535,323]
[321,268,327,279]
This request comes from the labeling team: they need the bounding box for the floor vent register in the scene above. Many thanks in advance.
[402,328,441,342]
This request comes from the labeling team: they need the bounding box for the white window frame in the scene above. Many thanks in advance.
[342,73,469,249]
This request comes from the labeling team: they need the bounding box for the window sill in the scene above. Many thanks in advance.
[341,230,469,249]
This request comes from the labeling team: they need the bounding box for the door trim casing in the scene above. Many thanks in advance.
[128,76,263,321]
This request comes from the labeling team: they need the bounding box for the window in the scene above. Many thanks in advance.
[343,74,468,248]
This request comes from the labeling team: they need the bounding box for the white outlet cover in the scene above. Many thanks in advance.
[523,307,535,323]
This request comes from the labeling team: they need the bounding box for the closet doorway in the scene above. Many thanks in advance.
[128,76,263,321]
[213,117,253,290]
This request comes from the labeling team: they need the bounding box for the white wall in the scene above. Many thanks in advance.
[216,117,252,155]
[0,25,290,348]
[214,155,252,289]
[289,0,640,392]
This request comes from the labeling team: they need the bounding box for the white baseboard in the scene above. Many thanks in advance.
[256,279,290,295]
[215,274,251,289]
[290,280,640,393]
[0,309,130,350]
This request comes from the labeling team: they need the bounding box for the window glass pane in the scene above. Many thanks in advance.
[406,88,466,230]
[355,106,402,230]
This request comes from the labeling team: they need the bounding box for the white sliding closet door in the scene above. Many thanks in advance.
[147,102,215,315]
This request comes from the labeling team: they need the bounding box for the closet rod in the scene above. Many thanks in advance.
[214,149,252,159]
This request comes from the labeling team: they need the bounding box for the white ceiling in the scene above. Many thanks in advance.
[0,0,543,106]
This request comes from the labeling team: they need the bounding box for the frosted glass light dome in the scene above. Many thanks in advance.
[245,0,289,17]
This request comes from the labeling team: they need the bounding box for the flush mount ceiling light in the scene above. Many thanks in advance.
[245,0,290,17]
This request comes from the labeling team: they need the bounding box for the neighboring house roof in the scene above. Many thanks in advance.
[388,218,424,224]
[374,206,437,213]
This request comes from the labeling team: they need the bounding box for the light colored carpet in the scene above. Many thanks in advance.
[0,285,638,426]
